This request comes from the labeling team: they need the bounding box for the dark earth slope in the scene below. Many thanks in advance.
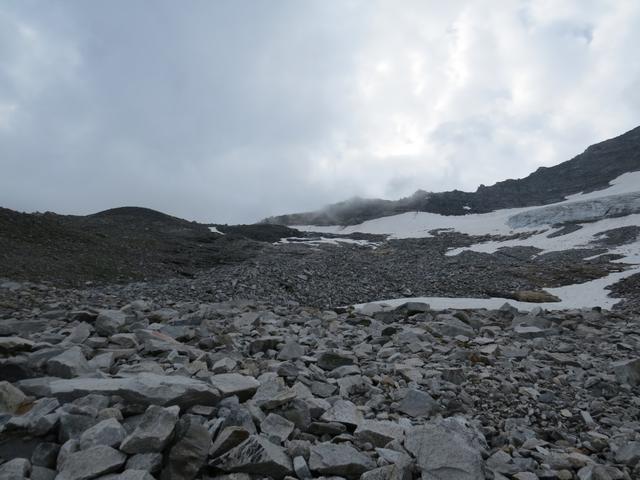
[0,207,296,285]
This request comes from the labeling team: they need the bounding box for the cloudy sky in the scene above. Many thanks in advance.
[1,1,639,223]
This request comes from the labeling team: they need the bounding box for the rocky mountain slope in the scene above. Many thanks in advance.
[1,127,640,479]
[264,126,640,226]
[1,285,639,480]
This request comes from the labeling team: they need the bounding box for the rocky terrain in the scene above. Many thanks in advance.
[263,126,640,226]
[1,279,640,480]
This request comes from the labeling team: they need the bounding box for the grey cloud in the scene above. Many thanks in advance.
[1,1,639,223]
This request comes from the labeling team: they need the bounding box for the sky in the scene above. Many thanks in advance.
[1,1,639,223]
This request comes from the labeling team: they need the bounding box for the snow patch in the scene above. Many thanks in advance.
[209,226,225,235]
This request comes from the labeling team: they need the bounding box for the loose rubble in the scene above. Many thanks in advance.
[1,286,639,480]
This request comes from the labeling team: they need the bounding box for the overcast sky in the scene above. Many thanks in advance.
[1,1,639,223]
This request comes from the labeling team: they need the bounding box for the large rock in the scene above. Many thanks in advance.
[213,435,293,479]
[612,358,640,386]
[160,415,211,480]
[120,405,180,454]
[354,420,405,447]
[2,397,60,436]
[317,351,354,370]
[260,413,295,443]
[95,310,127,336]
[209,426,251,458]
[79,418,127,450]
[56,445,127,480]
[320,399,363,427]
[0,336,35,354]
[18,373,220,408]
[0,458,31,479]
[277,342,306,361]
[100,471,156,480]
[405,420,485,480]
[397,389,440,418]
[0,381,28,414]
[47,347,93,379]
[308,442,376,479]
[209,374,259,401]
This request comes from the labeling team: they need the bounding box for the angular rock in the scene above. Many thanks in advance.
[0,381,28,414]
[308,442,376,479]
[320,399,363,427]
[0,458,31,479]
[125,453,163,474]
[317,351,354,370]
[3,397,60,436]
[210,426,250,458]
[95,310,127,336]
[31,442,61,469]
[100,471,156,480]
[160,415,211,480]
[79,418,127,450]
[397,389,440,418]
[209,374,259,401]
[47,347,93,379]
[0,336,35,354]
[213,435,293,479]
[355,420,405,447]
[277,342,306,361]
[260,413,295,443]
[120,405,180,454]
[56,445,126,480]
[612,358,640,386]
[19,373,220,408]
[405,421,484,480]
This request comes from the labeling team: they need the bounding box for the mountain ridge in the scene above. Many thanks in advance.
[263,125,640,226]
